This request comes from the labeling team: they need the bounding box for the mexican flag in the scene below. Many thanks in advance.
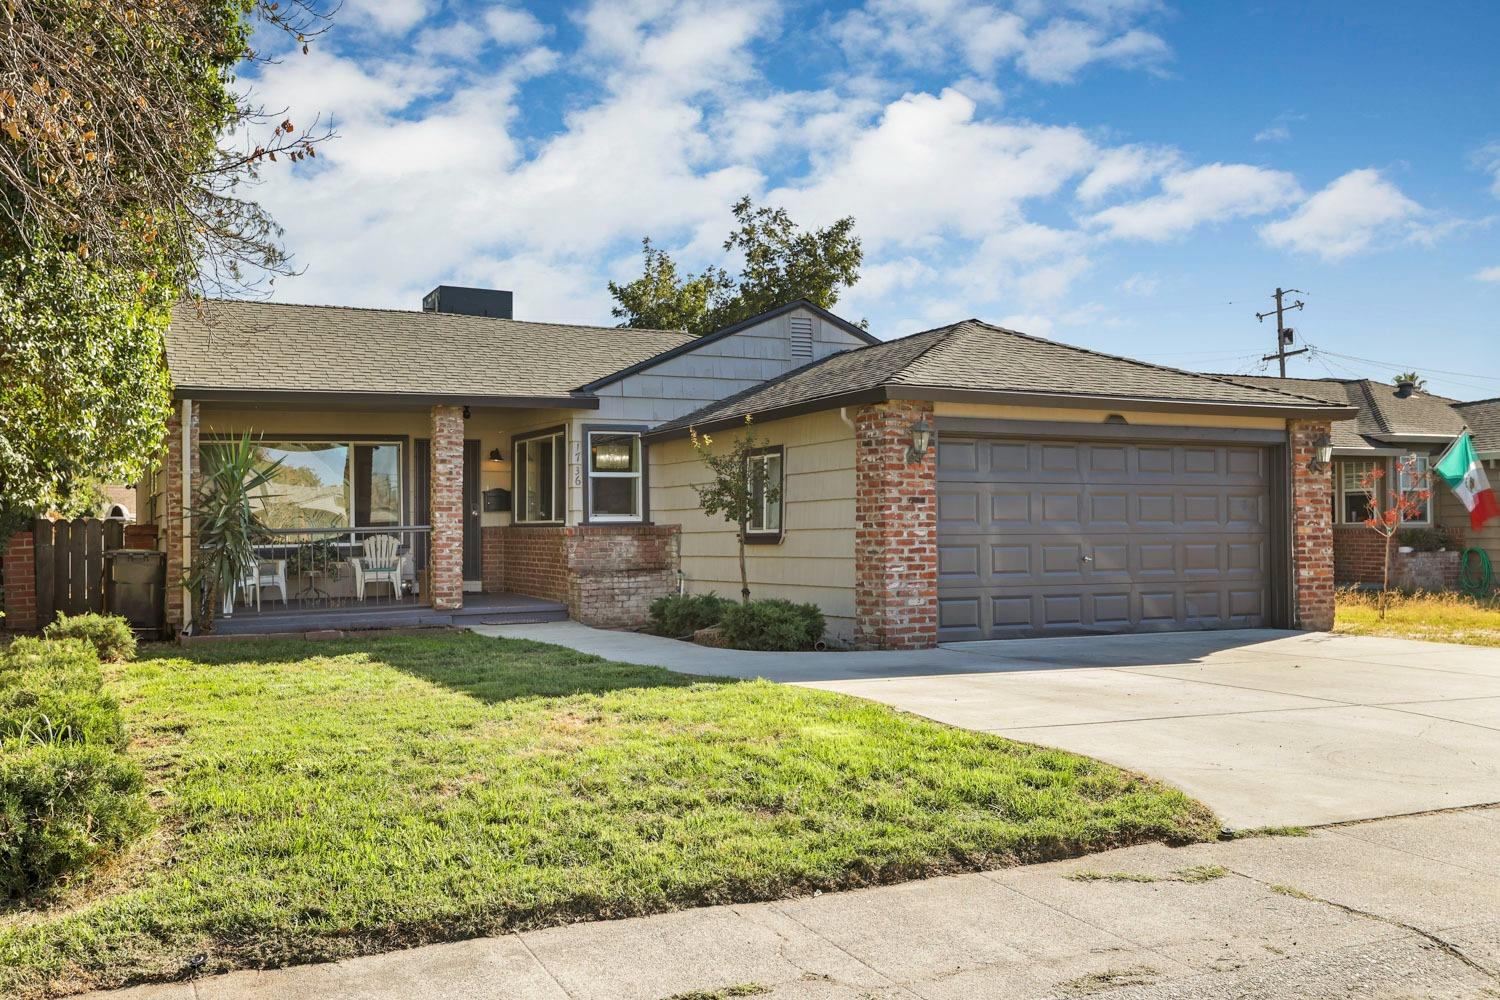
[1435,431,1500,531]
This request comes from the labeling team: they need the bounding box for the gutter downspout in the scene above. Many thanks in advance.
[839,407,856,432]
[181,398,193,634]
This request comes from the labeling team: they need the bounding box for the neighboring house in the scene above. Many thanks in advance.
[1220,375,1500,590]
[142,288,1355,649]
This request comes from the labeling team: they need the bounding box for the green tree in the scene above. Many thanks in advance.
[610,196,863,336]
[0,0,333,535]
[688,417,780,604]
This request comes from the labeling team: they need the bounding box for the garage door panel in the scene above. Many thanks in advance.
[937,435,1272,638]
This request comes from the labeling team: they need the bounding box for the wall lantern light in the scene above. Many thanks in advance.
[488,447,504,462]
[908,417,934,463]
[1308,433,1333,473]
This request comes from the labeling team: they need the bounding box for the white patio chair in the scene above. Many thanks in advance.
[237,559,288,610]
[349,534,403,601]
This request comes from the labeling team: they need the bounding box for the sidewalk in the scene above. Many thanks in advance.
[91,806,1500,1000]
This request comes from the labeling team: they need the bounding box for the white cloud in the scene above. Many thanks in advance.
[1260,168,1423,260]
[1477,265,1500,283]
[1473,142,1500,198]
[1018,20,1167,83]
[1118,272,1159,295]
[1075,144,1179,203]
[339,0,435,36]
[1254,124,1289,143]
[485,5,548,47]
[1089,163,1302,240]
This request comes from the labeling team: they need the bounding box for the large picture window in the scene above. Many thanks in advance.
[587,430,643,522]
[209,440,403,529]
[514,428,566,524]
[745,447,784,541]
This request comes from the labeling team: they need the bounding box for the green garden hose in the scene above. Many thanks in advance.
[1460,547,1493,598]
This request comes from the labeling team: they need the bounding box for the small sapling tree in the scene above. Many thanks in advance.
[1360,455,1433,619]
[688,416,780,604]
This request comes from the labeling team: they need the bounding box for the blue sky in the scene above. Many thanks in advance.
[246,1,1500,399]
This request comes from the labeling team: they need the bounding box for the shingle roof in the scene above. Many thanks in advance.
[1455,397,1500,453]
[166,299,694,401]
[1218,374,1469,452]
[649,320,1348,436]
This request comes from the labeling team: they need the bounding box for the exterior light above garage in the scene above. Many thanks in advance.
[908,417,933,463]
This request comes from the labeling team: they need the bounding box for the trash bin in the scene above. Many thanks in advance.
[105,549,165,639]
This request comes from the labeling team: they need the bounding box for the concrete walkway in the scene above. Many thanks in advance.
[472,623,1500,828]
[93,807,1500,1000]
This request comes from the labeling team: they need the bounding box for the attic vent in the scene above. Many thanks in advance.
[789,316,814,359]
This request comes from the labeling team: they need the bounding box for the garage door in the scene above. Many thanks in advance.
[936,435,1273,640]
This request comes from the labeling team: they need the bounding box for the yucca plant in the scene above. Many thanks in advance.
[185,434,282,632]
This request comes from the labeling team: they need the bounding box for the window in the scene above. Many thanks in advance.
[1399,454,1432,524]
[209,440,403,529]
[514,428,566,524]
[587,430,643,522]
[1336,459,1379,524]
[745,447,784,541]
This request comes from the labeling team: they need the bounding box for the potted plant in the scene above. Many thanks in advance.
[185,434,281,631]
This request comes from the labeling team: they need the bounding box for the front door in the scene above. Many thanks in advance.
[462,439,482,586]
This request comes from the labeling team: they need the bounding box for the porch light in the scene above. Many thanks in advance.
[488,447,504,462]
[908,417,933,464]
[1308,433,1333,473]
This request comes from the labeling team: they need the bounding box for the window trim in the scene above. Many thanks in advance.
[1334,457,1381,525]
[203,434,408,529]
[743,445,785,544]
[582,424,649,525]
[511,425,567,526]
[1398,453,1433,526]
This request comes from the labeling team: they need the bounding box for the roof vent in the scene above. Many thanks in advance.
[422,285,513,319]
[1394,377,1417,398]
[789,316,814,359]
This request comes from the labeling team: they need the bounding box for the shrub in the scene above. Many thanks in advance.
[718,599,826,651]
[43,613,137,663]
[648,592,732,637]
[0,638,124,749]
[0,744,151,899]
[1396,526,1451,553]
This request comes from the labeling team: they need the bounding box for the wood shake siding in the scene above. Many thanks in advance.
[651,410,858,641]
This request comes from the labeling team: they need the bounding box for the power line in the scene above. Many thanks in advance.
[1255,287,1307,377]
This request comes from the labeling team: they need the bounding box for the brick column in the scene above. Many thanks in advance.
[1290,420,1335,631]
[853,400,938,650]
[428,406,465,611]
[2,529,38,632]
[163,400,199,633]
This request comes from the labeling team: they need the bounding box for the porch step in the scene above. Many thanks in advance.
[452,606,569,626]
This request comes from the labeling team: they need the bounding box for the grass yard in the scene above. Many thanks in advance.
[1336,589,1500,647]
[0,631,1216,997]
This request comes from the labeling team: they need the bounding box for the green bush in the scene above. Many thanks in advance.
[718,599,826,651]
[0,744,151,899]
[43,613,137,663]
[648,592,732,637]
[1397,526,1451,553]
[0,638,124,749]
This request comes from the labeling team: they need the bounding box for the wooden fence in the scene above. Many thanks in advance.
[32,517,126,625]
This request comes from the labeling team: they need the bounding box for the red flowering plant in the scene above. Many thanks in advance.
[1360,455,1434,620]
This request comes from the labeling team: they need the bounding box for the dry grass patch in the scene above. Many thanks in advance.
[1335,589,1500,647]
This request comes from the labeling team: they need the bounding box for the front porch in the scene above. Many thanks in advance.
[210,591,568,636]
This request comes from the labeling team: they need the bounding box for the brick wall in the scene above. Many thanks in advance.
[481,525,505,593]
[163,402,199,633]
[429,406,465,611]
[123,523,158,550]
[2,530,37,632]
[501,527,569,603]
[495,524,679,628]
[1290,420,1335,631]
[1334,525,1386,585]
[853,400,938,650]
[1393,551,1460,591]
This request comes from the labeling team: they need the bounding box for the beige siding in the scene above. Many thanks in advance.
[650,409,857,641]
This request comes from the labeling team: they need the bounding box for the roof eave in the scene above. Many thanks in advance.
[175,387,601,410]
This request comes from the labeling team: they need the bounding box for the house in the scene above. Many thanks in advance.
[1219,375,1500,590]
[142,288,1355,648]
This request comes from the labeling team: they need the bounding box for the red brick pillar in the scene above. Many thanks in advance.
[163,401,199,633]
[1290,420,1335,631]
[429,406,465,611]
[853,400,938,650]
[2,529,38,632]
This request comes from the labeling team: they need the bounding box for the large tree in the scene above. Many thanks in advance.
[0,0,331,532]
[609,196,863,336]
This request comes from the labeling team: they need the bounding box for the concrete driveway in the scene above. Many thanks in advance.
[476,622,1500,829]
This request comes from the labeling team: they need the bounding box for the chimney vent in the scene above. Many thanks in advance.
[1394,378,1417,398]
[422,285,513,319]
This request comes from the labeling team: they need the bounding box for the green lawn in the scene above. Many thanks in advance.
[1336,590,1500,647]
[0,632,1216,997]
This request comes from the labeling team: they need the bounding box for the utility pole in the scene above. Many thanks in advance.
[1257,287,1307,377]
